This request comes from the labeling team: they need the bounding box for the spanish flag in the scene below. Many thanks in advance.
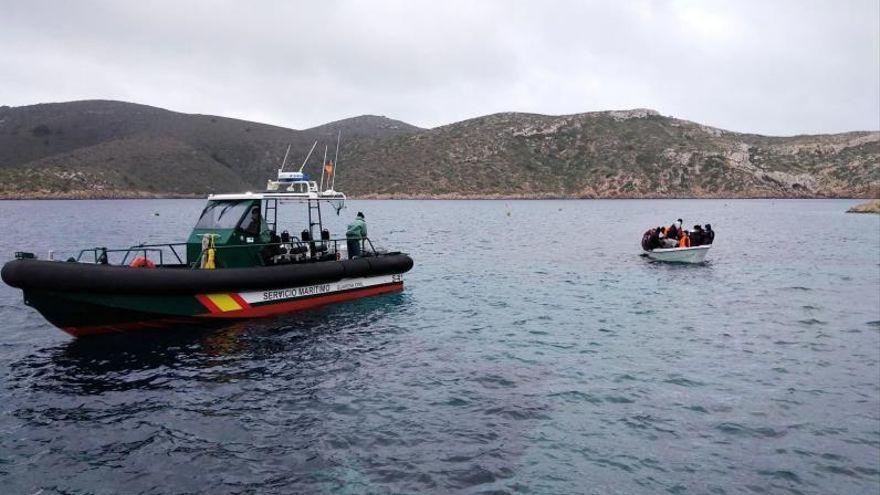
[324,161,334,176]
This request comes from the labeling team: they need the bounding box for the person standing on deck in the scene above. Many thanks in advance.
[346,212,367,259]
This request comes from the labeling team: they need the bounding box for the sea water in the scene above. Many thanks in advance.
[0,199,877,494]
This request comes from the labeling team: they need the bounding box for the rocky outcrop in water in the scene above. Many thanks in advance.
[847,199,880,213]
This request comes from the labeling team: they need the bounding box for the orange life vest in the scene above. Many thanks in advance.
[678,235,690,248]
[129,256,156,268]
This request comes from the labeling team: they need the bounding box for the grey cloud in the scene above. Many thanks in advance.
[1,0,877,135]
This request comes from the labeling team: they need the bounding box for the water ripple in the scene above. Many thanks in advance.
[0,199,877,494]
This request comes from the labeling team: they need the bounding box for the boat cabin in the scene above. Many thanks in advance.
[185,173,349,269]
[59,141,364,269]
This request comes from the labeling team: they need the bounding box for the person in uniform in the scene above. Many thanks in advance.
[346,212,367,259]
[241,206,262,236]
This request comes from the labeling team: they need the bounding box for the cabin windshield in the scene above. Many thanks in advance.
[194,200,254,229]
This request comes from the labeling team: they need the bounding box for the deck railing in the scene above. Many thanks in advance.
[74,236,379,269]
[189,236,378,269]
[76,243,187,266]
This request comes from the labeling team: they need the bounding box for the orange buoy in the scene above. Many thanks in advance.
[129,256,156,268]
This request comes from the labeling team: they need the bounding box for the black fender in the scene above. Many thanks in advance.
[2,254,414,295]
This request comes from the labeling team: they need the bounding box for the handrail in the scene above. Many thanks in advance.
[77,247,167,265]
[122,242,187,265]
[76,242,187,266]
[189,236,378,269]
[73,237,379,269]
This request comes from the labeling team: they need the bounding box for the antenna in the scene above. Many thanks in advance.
[279,144,291,171]
[320,145,328,190]
[298,140,318,173]
[331,130,341,190]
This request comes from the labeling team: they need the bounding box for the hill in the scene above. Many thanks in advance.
[0,101,876,199]
[0,100,421,197]
[342,109,879,198]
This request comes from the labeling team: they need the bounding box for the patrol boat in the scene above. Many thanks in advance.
[1,142,413,337]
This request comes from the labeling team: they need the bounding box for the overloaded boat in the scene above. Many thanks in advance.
[641,220,714,264]
[642,245,711,264]
[1,141,413,337]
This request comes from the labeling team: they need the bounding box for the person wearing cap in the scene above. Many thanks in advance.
[346,211,368,259]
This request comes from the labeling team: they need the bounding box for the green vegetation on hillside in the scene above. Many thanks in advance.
[0,101,876,199]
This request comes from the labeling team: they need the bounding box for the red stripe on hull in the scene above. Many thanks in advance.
[199,282,403,319]
[228,292,251,309]
[62,282,404,337]
[194,294,223,314]
[62,317,199,337]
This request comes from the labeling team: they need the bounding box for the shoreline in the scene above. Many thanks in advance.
[353,192,877,200]
[0,191,203,200]
[0,192,875,201]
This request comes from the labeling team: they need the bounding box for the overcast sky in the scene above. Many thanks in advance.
[1,0,878,135]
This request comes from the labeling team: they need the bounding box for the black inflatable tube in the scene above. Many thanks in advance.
[1,254,413,295]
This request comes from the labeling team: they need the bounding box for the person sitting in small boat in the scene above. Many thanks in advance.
[689,225,704,246]
[649,227,663,250]
[346,211,367,259]
[658,230,678,248]
[641,229,653,251]
[677,230,691,248]
[665,219,683,240]
[703,224,715,244]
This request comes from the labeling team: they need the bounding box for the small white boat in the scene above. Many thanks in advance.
[644,245,711,264]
